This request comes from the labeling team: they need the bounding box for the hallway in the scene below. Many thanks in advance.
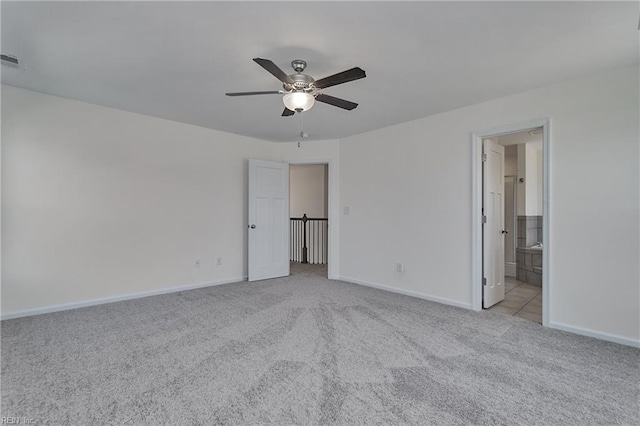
[290,262,328,278]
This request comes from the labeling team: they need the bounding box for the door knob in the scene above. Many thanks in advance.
[501,229,508,234]
[249,224,256,229]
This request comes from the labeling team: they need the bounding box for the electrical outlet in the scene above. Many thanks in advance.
[396,262,405,273]
[195,259,201,268]
[344,206,350,215]
[217,257,223,266]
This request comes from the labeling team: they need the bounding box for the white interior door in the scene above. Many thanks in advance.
[248,159,290,281]
[483,139,506,308]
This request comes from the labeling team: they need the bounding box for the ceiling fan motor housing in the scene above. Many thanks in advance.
[285,73,315,92]
[291,59,307,73]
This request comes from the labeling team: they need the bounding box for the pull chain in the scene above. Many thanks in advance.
[297,111,304,148]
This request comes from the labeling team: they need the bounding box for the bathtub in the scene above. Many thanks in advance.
[516,245,543,286]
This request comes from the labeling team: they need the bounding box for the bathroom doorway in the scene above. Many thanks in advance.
[472,119,549,326]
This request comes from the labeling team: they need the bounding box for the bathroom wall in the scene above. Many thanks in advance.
[516,140,543,284]
[503,133,542,248]
[517,215,543,247]
[504,145,518,176]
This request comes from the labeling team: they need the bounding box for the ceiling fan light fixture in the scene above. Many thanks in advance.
[227,58,366,116]
[283,92,315,112]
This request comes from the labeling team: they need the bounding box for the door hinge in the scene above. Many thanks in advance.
[482,215,487,224]
[483,277,487,286]
[482,153,487,162]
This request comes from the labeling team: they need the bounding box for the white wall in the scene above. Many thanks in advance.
[339,65,639,343]
[504,145,518,176]
[524,142,539,215]
[289,164,327,218]
[517,144,527,216]
[1,85,276,315]
[3,65,639,345]
[499,131,542,216]
[516,142,542,216]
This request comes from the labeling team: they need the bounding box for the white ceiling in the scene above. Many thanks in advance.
[498,130,543,149]
[2,1,638,142]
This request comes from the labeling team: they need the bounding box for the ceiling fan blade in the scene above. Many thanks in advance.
[282,108,295,117]
[315,93,358,110]
[225,91,281,97]
[253,58,294,84]
[314,67,366,89]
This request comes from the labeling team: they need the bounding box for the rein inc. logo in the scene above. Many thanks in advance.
[1,418,34,424]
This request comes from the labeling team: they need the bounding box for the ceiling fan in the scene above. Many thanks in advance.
[226,58,366,116]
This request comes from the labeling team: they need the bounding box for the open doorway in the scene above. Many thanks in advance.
[472,119,549,326]
[485,129,544,323]
[289,163,329,278]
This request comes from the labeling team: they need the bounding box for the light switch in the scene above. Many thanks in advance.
[344,206,350,215]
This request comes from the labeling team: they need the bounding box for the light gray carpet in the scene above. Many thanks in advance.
[2,266,638,425]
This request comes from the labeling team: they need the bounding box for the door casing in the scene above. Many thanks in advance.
[471,118,550,326]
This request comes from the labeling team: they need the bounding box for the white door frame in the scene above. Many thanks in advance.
[471,118,550,326]
[287,159,338,279]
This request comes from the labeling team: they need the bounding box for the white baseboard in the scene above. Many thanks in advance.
[337,276,472,310]
[549,321,640,348]
[1,276,247,321]
[7,276,636,349]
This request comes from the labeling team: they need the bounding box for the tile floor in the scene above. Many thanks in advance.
[291,265,543,324]
[487,276,542,324]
